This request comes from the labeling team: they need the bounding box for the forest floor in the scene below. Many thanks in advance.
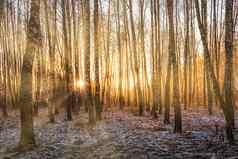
[0,108,238,159]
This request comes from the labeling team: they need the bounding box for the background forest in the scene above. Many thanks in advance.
[0,0,238,158]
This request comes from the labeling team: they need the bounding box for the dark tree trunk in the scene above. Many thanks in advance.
[183,0,189,110]
[224,0,235,142]
[167,0,182,133]
[195,0,235,143]
[62,0,73,121]
[164,58,171,124]
[94,0,102,120]
[0,0,8,118]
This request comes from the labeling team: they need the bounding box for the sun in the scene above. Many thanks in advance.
[76,80,85,89]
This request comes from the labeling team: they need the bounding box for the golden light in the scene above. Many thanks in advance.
[76,79,85,89]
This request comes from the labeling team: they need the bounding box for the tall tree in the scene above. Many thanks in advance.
[0,0,4,21]
[151,0,156,117]
[139,0,149,111]
[116,0,123,110]
[102,0,111,108]
[19,0,41,150]
[62,0,73,121]
[0,0,8,118]
[151,0,162,118]
[94,0,102,120]
[183,0,189,110]
[44,0,55,122]
[84,0,96,124]
[224,0,235,142]
[167,0,182,133]
[128,0,144,116]
[195,0,235,143]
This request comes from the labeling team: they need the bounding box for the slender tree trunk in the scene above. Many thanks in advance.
[94,0,102,120]
[116,0,123,110]
[167,0,182,133]
[84,0,96,125]
[122,0,131,107]
[151,0,156,117]
[129,0,144,116]
[102,0,111,108]
[183,0,189,110]
[62,0,73,121]
[0,0,8,118]
[44,0,55,123]
[164,17,172,124]
[156,0,162,115]
[224,0,235,142]
[19,0,41,150]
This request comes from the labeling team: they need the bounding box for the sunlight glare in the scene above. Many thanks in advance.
[76,80,85,89]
